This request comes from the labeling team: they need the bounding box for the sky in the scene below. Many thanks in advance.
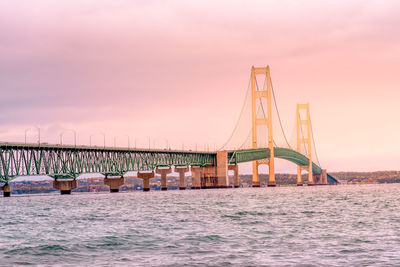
[1,0,400,173]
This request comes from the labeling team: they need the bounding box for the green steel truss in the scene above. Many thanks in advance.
[0,143,215,183]
[228,147,322,173]
[228,147,338,184]
[0,143,337,184]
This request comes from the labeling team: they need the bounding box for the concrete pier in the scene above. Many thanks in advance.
[175,166,189,190]
[216,151,229,188]
[156,167,172,191]
[202,166,217,188]
[267,174,277,187]
[252,161,261,187]
[297,167,303,186]
[137,172,155,191]
[228,164,239,188]
[307,168,315,186]
[312,169,328,185]
[104,177,125,192]
[1,184,11,197]
[190,166,202,189]
[321,169,328,185]
[308,174,316,186]
[53,180,77,194]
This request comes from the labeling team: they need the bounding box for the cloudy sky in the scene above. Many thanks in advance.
[1,0,399,172]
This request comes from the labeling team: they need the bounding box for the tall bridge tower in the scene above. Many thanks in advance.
[296,103,313,186]
[251,66,275,187]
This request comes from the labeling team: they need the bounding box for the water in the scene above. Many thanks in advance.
[1,184,400,266]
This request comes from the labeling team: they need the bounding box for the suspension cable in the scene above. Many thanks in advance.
[270,77,291,149]
[256,75,290,148]
[238,128,278,149]
[219,75,251,150]
[239,128,251,149]
[239,104,267,149]
[238,102,279,149]
[255,78,277,148]
[310,115,322,167]
[225,72,289,151]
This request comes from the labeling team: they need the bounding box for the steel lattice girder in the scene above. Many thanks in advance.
[228,147,338,183]
[0,143,338,184]
[0,143,215,183]
[228,147,322,173]
[228,147,321,174]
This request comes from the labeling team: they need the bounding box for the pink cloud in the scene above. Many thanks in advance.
[0,0,400,172]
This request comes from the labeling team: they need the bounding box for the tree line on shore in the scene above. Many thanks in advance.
[7,171,400,194]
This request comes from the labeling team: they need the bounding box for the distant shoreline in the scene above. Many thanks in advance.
[5,171,400,195]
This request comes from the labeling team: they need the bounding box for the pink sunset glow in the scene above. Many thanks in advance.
[1,0,400,172]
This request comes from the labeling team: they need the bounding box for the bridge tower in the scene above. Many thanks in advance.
[251,66,275,187]
[296,104,313,186]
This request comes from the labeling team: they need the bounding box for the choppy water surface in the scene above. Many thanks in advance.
[1,184,400,266]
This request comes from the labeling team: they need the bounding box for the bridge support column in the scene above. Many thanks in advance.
[252,161,260,187]
[190,166,202,189]
[228,164,239,188]
[104,177,125,192]
[250,66,275,188]
[312,169,327,185]
[297,166,303,186]
[217,151,229,188]
[156,167,172,191]
[175,166,189,190]
[53,180,77,195]
[297,103,314,186]
[1,184,11,197]
[312,174,320,185]
[308,170,315,186]
[202,166,217,188]
[137,172,155,192]
[267,169,277,187]
[321,169,328,185]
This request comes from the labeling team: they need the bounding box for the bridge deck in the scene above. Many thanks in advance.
[0,143,338,184]
[0,142,216,155]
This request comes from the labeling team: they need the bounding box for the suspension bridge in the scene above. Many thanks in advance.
[0,66,338,197]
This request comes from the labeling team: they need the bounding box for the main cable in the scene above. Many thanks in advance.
[270,77,291,149]
[255,77,276,147]
[219,75,251,150]
[238,103,279,149]
[310,115,322,167]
